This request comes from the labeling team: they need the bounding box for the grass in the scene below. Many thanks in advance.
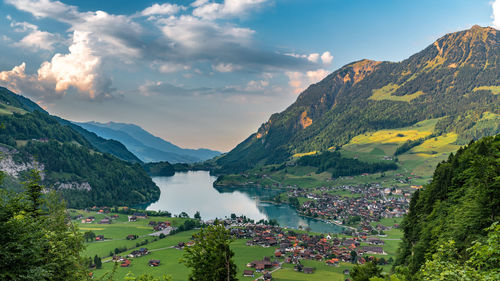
[369,83,425,102]
[76,209,403,281]
[292,151,317,158]
[0,102,27,115]
[473,85,500,95]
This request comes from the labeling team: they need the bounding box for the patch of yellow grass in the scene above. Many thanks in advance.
[79,227,104,231]
[293,151,317,158]
[349,129,432,145]
[369,84,425,102]
[134,226,153,229]
[473,86,500,95]
[412,133,458,153]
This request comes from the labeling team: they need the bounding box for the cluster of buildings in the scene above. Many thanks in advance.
[286,185,408,228]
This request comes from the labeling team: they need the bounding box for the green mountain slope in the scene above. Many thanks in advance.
[0,88,158,208]
[0,87,141,163]
[217,25,500,173]
[395,134,500,276]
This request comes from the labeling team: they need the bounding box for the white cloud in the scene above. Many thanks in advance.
[191,0,210,8]
[493,0,500,29]
[212,63,239,72]
[307,53,319,63]
[193,0,268,20]
[286,69,329,94]
[15,30,58,51]
[155,62,191,73]
[0,62,57,100]
[321,51,333,64]
[37,31,111,99]
[0,31,111,100]
[8,19,59,51]
[286,51,333,65]
[140,3,185,16]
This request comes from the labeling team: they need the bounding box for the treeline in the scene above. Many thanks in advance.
[143,161,215,177]
[19,140,159,208]
[395,134,500,279]
[295,151,397,178]
[0,110,160,208]
[393,134,436,156]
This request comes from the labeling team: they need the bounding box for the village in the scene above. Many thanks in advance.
[284,184,409,233]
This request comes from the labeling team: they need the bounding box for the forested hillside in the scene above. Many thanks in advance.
[395,134,500,276]
[0,89,159,208]
[217,26,500,172]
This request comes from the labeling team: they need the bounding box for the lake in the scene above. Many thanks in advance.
[146,171,343,233]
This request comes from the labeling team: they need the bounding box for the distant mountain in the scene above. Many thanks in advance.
[76,121,221,163]
[0,87,158,208]
[217,25,500,172]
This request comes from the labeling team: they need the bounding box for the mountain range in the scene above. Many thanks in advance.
[216,25,500,173]
[75,121,221,163]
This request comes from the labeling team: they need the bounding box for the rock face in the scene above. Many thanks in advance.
[0,146,44,179]
[217,26,500,172]
[54,182,92,191]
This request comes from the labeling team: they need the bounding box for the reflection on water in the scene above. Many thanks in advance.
[146,171,343,233]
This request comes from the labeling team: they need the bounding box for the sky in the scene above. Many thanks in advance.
[0,0,498,152]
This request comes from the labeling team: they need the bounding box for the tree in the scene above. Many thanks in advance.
[94,255,102,269]
[419,222,500,280]
[350,250,358,263]
[0,171,87,280]
[350,261,383,281]
[84,230,96,242]
[194,211,201,220]
[181,224,237,281]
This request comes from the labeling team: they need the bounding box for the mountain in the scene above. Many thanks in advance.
[76,121,221,163]
[0,87,158,207]
[217,25,500,172]
[0,87,140,163]
[395,134,499,276]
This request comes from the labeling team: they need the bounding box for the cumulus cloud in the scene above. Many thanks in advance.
[493,0,500,29]
[321,51,333,64]
[287,51,333,65]
[15,30,59,51]
[9,19,59,51]
[0,31,112,100]
[3,0,323,102]
[193,0,268,20]
[286,69,329,94]
[37,31,109,99]
[140,3,185,16]
[212,63,240,72]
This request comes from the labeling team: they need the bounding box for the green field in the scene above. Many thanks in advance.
[75,209,402,281]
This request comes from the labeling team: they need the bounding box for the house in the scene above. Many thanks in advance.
[367,238,385,245]
[126,234,137,240]
[362,246,385,255]
[111,214,119,219]
[133,213,148,219]
[98,218,111,224]
[95,235,104,241]
[120,259,131,267]
[343,269,350,275]
[148,260,160,267]
[263,273,272,281]
[243,270,254,277]
[128,216,137,222]
[303,267,315,274]
[128,248,149,258]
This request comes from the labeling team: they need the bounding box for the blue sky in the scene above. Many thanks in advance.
[0,0,497,151]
